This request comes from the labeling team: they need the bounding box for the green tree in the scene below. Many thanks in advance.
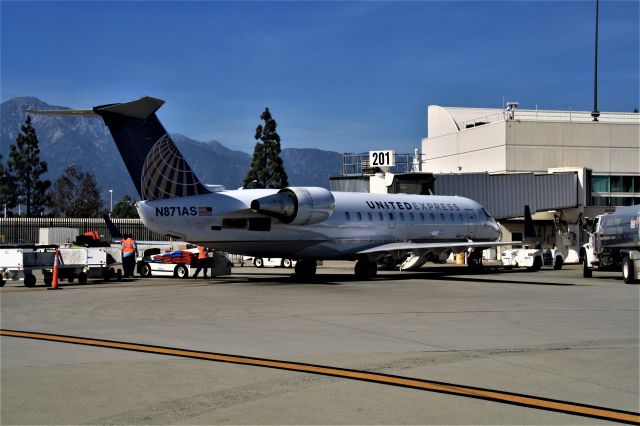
[0,154,17,211]
[243,107,289,189]
[111,195,139,218]
[7,116,51,216]
[50,165,103,217]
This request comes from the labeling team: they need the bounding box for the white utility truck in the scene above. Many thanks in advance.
[581,205,640,284]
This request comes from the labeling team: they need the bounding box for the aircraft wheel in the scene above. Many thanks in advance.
[140,263,152,278]
[254,258,264,268]
[281,258,292,268]
[174,264,189,279]
[355,259,376,280]
[295,260,316,280]
[24,273,36,287]
[553,257,563,270]
[622,257,637,284]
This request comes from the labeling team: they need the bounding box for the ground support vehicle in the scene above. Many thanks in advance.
[242,256,296,268]
[501,248,563,271]
[582,205,640,284]
[0,246,122,287]
[137,249,231,278]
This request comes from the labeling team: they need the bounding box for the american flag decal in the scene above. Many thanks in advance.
[198,207,213,216]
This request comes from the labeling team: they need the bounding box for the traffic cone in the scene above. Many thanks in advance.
[47,250,62,290]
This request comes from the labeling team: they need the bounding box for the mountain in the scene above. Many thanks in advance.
[1,97,341,206]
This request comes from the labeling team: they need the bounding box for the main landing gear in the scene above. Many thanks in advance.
[355,258,377,280]
[294,260,317,280]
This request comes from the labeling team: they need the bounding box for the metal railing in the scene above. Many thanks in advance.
[341,153,420,176]
[458,109,640,130]
[0,217,167,244]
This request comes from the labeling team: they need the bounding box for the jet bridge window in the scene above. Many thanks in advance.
[222,218,248,229]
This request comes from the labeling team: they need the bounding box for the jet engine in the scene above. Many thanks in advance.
[250,187,335,225]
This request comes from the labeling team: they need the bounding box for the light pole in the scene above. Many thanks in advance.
[109,189,113,214]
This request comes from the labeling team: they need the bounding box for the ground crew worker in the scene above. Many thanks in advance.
[193,245,209,279]
[121,233,138,278]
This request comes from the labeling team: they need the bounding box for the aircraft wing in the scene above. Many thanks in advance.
[358,240,521,254]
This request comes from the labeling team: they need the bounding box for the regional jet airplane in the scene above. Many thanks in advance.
[27,97,516,279]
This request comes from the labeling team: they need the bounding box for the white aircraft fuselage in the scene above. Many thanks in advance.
[138,189,501,259]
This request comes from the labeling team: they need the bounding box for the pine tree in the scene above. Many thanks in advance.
[243,108,289,189]
[50,165,104,217]
[111,195,139,218]
[7,116,51,216]
[0,154,17,211]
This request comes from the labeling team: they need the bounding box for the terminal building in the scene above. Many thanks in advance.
[332,103,640,262]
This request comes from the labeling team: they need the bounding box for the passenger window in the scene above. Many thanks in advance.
[357,212,362,221]
[409,213,414,221]
[450,213,454,222]
[399,212,404,221]
[440,213,445,221]
[345,212,350,221]
[459,213,463,222]
[379,212,384,221]
[367,212,373,221]
[430,213,435,221]
[389,212,394,221]
[420,213,425,221]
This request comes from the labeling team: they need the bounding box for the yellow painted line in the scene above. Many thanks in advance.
[1,329,638,424]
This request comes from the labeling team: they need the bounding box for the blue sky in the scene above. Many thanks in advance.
[2,1,638,154]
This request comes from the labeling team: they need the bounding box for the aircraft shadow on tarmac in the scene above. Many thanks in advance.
[225,268,584,287]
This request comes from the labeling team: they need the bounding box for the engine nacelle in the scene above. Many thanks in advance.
[250,187,335,225]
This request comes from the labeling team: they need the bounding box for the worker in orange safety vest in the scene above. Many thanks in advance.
[193,245,210,279]
[121,233,138,278]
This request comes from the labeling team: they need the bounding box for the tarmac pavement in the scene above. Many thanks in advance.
[1,263,638,424]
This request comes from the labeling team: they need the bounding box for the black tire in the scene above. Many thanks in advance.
[528,256,542,271]
[116,269,123,281]
[583,259,592,278]
[282,258,292,268]
[294,260,316,280]
[553,256,564,270]
[622,257,637,284]
[140,263,152,278]
[43,272,53,287]
[78,272,88,285]
[24,273,36,287]
[0,279,5,287]
[355,259,376,280]
[175,264,189,279]
[254,258,264,268]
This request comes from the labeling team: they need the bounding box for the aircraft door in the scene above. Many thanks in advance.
[466,209,477,238]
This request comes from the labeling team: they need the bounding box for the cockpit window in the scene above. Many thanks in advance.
[481,208,493,219]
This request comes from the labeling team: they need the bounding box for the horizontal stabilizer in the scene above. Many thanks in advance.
[94,96,164,120]
[23,108,97,117]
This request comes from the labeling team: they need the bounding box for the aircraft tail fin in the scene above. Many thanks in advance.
[27,96,209,200]
[102,214,123,241]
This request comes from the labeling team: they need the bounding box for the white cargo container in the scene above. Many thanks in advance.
[38,228,79,246]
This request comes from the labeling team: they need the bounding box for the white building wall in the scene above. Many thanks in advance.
[422,121,507,173]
